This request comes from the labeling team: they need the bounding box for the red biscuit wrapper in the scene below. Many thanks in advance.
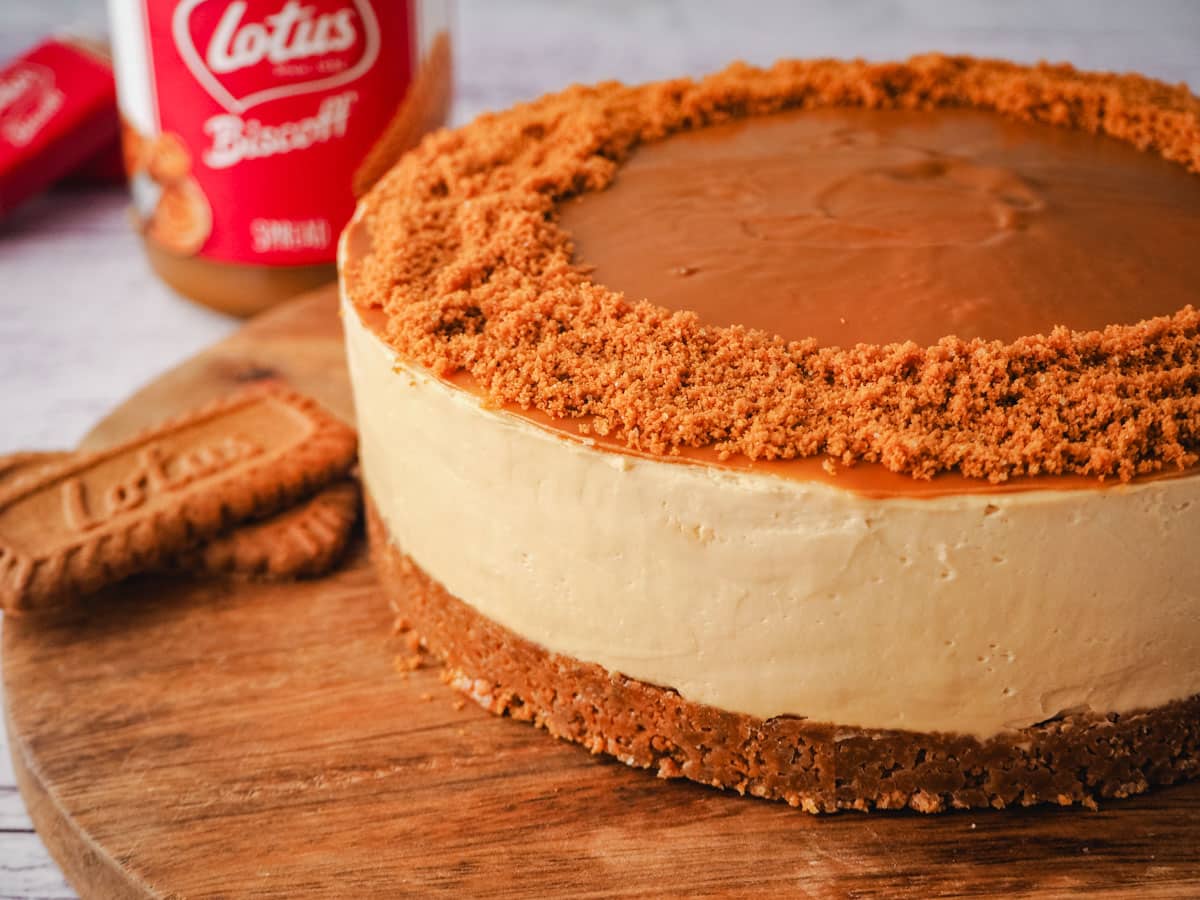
[0,38,119,217]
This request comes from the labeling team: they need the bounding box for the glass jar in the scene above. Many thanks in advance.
[107,0,453,316]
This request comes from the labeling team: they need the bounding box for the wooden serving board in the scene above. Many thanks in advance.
[4,288,1199,899]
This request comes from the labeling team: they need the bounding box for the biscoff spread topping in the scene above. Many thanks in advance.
[346,54,1200,482]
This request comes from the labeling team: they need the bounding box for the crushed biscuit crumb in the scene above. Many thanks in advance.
[393,654,424,673]
[349,54,1200,482]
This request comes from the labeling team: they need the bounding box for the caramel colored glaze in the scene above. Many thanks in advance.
[559,108,1200,347]
[444,368,1191,497]
[349,300,1190,498]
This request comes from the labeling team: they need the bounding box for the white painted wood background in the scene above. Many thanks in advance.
[1,1,1198,895]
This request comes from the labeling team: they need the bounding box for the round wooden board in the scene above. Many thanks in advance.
[5,288,1199,899]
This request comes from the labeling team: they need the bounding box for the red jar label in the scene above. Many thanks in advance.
[110,0,442,265]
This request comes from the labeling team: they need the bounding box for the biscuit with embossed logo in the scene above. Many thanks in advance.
[175,479,361,580]
[0,385,357,612]
[0,453,361,582]
[0,451,69,494]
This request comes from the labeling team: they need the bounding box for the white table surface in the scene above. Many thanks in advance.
[1,1,1198,895]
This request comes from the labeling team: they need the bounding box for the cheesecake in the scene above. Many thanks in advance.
[340,55,1200,812]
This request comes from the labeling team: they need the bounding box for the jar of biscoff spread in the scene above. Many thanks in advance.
[107,0,452,316]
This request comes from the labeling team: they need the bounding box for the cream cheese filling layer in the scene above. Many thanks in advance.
[342,297,1200,740]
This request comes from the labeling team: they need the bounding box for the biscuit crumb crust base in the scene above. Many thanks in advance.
[349,54,1200,484]
[368,503,1200,814]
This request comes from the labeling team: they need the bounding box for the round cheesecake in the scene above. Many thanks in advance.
[341,55,1200,813]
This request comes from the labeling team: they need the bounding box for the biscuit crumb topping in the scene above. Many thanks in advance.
[347,54,1200,481]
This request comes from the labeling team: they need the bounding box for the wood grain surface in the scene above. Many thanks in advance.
[4,288,1200,899]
